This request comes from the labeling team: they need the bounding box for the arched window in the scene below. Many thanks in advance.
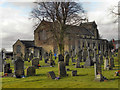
[16,45,21,53]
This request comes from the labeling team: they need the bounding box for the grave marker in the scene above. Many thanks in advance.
[14,57,24,78]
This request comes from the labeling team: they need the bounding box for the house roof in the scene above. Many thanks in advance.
[20,40,35,47]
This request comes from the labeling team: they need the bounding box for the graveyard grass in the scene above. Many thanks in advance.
[2,55,120,88]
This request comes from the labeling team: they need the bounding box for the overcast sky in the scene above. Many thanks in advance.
[0,0,119,51]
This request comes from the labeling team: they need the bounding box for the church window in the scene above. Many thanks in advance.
[16,45,21,53]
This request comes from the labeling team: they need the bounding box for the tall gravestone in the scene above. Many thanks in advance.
[77,50,82,62]
[32,58,39,69]
[64,53,70,66]
[49,51,55,66]
[58,54,67,77]
[104,51,109,70]
[44,52,49,63]
[14,57,24,78]
[84,48,93,67]
[93,48,107,82]
[75,59,80,68]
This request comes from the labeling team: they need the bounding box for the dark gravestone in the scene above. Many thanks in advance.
[40,56,42,60]
[100,55,103,65]
[58,54,64,62]
[77,50,82,62]
[64,54,70,66]
[4,63,12,73]
[72,70,77,76]
[32,58,39,69]
[14,57,24,78]
[27,66,36,76]
[109,57,114,70]
[47,71,56,79]
[45,59,48,63]
[58,61,67,77]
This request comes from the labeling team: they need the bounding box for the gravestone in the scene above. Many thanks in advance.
[100,55,103,65]
[64,53,70,66]
[104,57,109,70]
[75,59,80,68]
[49,51,55,66]
[27,66,36,76]
[47,71,56,79]
[93,48,107,82]
[58,54,64,62]
[82,48,87,62]
[14,57,24,78]
[40,55,42,60]
[45,59,48,63]
[77,50,82,62]
[58,61,67,77]
[84,48,93,67]
[32,58,39,69]
[109,57,114,70]
[4,63,12,73]
[72,70,77,76]
[44,52,49,63]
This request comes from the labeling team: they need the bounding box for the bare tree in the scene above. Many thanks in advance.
[30,2,86,55]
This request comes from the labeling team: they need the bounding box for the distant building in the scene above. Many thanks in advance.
[13,39,42,60]
[13,20,109,59]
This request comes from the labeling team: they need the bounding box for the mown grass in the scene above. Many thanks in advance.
[1,56,120,88]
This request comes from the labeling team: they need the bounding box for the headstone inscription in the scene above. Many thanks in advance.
[47,71,56,79]
[14,57,24,78]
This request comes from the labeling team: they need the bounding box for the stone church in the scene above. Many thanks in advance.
[13,20,108,60]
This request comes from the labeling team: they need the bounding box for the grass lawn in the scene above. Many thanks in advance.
[1,56,120,88]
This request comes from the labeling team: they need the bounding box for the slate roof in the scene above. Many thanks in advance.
[20,40,35,47]
[65,25,94,36]
[35,20,95,36]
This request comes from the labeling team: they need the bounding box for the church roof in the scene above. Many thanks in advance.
[35,20,96,36]
[66,25,94,36]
